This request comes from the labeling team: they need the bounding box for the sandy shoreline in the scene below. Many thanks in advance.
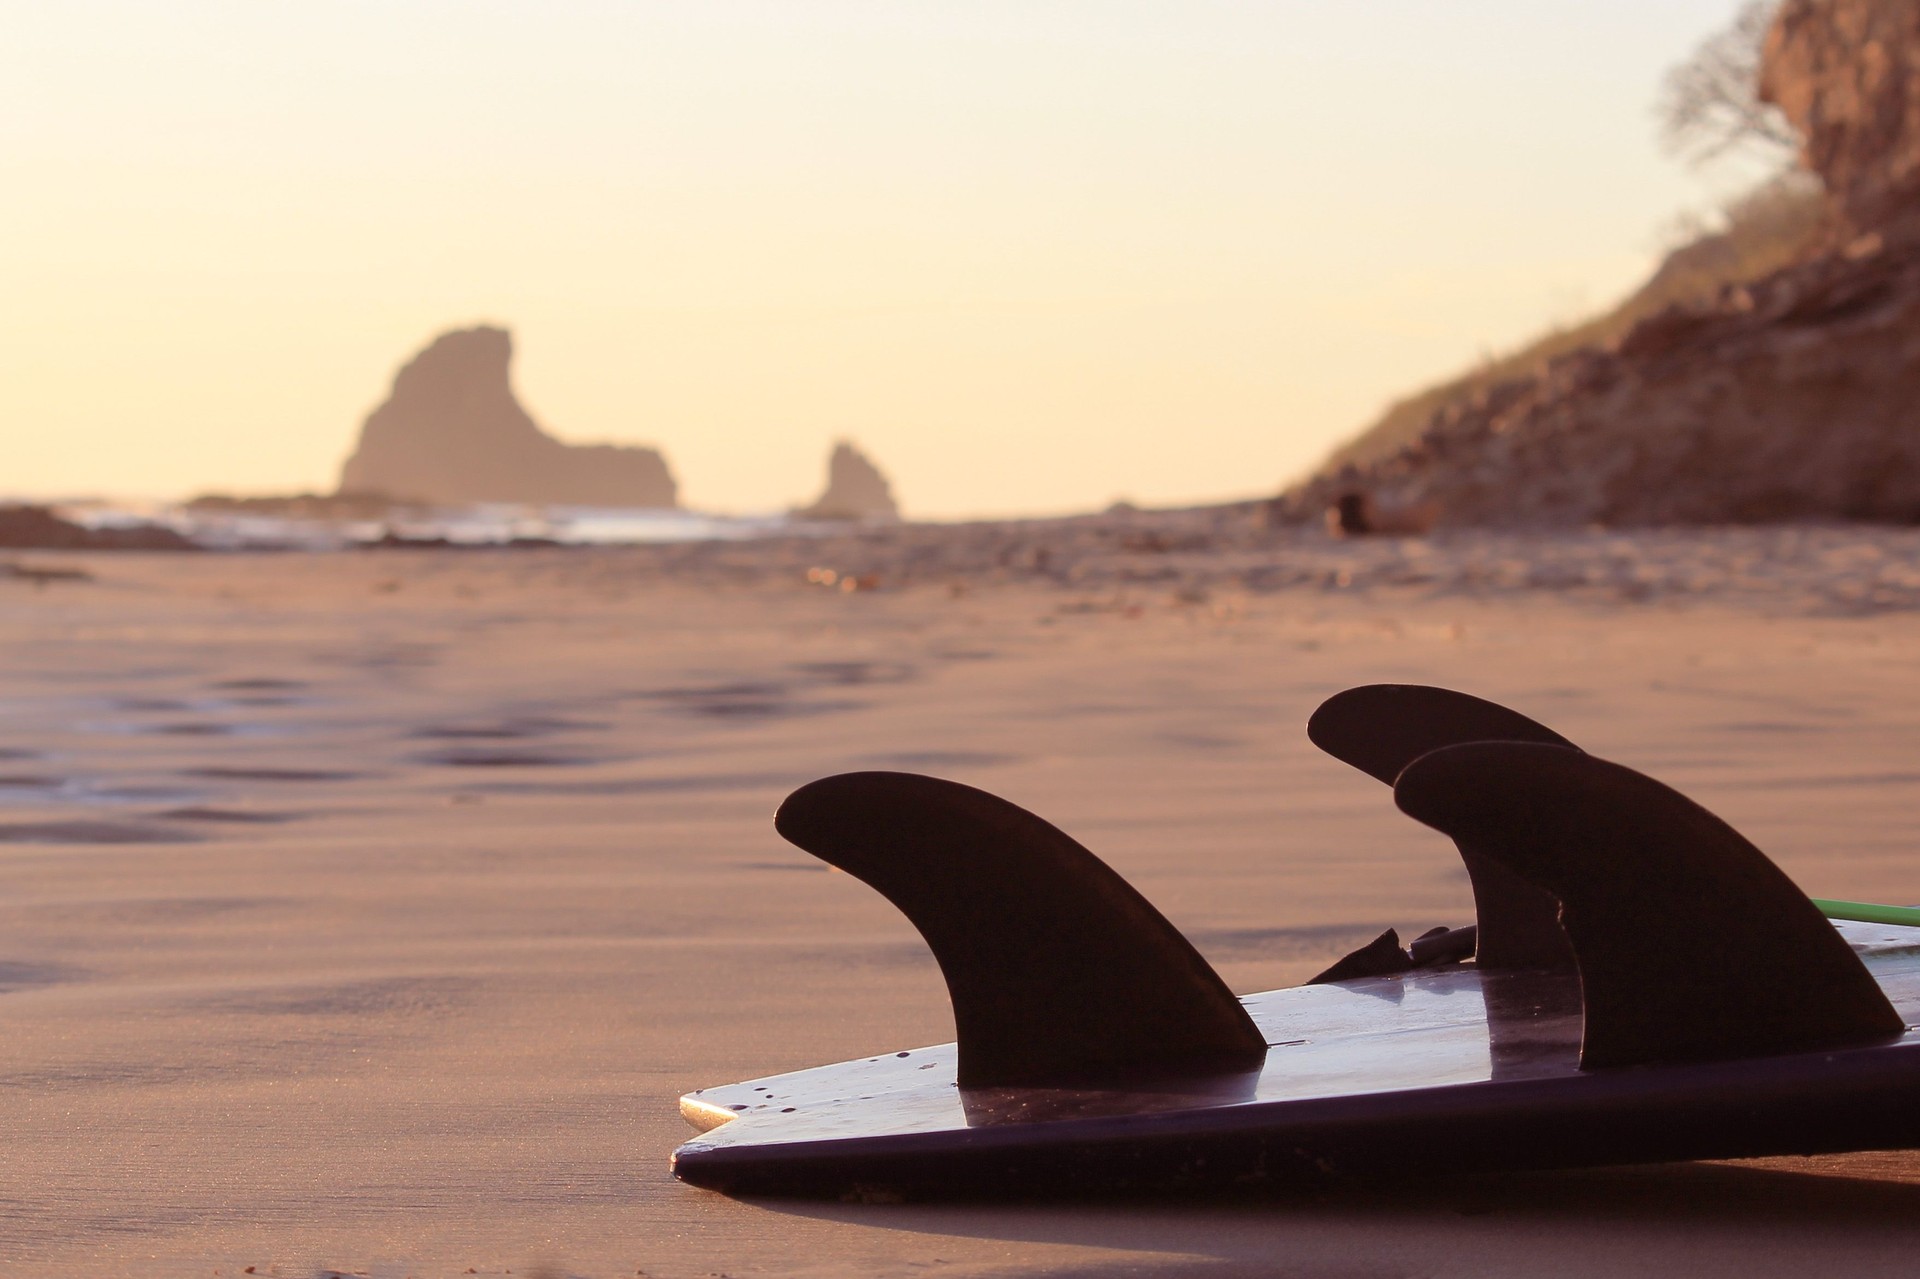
[6,541,1920,1275]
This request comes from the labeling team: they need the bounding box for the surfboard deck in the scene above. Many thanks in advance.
[673,919,1920,1199]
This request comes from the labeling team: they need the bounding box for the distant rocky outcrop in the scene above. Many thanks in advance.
[1280,0,1920,529]
[0,505,197,551]
[794,441,899,521]
[337,327,677,508]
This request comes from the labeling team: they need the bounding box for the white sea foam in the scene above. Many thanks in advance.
[44,498,807,550]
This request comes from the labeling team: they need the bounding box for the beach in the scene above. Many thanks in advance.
[8,531,1920,1276]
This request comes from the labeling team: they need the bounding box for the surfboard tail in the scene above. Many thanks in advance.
[773,691,1902,1085]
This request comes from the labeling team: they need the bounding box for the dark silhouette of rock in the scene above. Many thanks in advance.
[0,506,197,551]
[1277,0,1920,530]
[337,327,677,508]
[795,441,899,521]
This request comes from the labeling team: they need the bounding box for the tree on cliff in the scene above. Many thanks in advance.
[1658,0,1801,169]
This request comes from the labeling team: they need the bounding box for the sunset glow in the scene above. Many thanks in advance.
[8,1,1762,516]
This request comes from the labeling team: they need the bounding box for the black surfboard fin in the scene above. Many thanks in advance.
[774,772,1270,1089]
[1308,684,1577,972]
[1308,684,1578,784]
[1393,742,1906,1069]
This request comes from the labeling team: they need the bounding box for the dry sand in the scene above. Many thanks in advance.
[7,534,1920,1276]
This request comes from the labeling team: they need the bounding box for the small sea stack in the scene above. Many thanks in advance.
[794,441,899,522]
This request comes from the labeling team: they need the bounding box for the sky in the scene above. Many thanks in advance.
[6,1,1776,518]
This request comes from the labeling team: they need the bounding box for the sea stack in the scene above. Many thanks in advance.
[795,441,900,521]
[336,326,678,507]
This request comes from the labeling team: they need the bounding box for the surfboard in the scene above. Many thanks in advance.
[674,919,1920,1198]
[672,687,1920,1199]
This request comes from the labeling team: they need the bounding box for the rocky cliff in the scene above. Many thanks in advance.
[1317,176,1826,476]
[1761,0,1920,240]
[1283,0,1920,529]
[337,328,677,508]
[794,441,899,521]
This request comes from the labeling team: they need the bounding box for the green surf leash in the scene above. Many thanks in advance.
[1814,899,1920,928]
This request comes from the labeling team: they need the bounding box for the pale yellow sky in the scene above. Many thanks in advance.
[5,2,1768,517]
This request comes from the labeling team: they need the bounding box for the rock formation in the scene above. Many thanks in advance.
[337,327,677,508]
[1282,0,1920,529]
[1320,175,1827,476]
[794,441,899,521]
[1761,0,1920,240]
[0,505,197,551]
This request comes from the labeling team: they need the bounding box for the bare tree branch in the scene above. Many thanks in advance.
[1658,1,1802,169]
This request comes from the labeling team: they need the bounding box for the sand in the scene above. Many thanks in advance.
[6,534,1920,1276]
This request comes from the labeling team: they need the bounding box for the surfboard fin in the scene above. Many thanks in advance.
[1308,684,1577,972]
[1393,741,1907,1069]
[774,772,1270,1088]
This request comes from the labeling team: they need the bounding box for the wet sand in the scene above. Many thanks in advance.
[6,539,1920,1276]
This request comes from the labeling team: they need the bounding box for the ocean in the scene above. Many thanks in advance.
[45,498,810,550]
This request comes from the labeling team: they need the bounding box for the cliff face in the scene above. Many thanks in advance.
[337,328,677,508]
[1284,0,1920,530]
[794,442,899,521]
[1289,240,1920,528]
[1317,175,1826,475]
[1761,0,1920,240]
